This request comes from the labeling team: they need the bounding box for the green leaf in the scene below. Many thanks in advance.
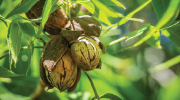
[141,30,162,49]
[100,0,126,9]
[155,0,180,29]
[0,15,8,27]
[99,93,122,100]
[152,0,170,20]
[0,66,22,78]
[0,0,3,6]
[17,22,36,36]
[7,18,23,64]
[77,1,111,25]
[125,24,151,42]
[35,0,58,39]
[111,0,151,29]
[92,0,122,17]
[6,0,38,18]
[162,23,180,46]
[149,55,180,73]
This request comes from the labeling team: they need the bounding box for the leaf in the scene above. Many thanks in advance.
[149,55,180,73]
[0,15,8,27]
[141,30,162,49]
[110,0,151,29]
[17,22,36,36]
[92,0,122,17]
[0,66,22,78]
[155,0,180,29]
[21,33,34,76]
[7,18,23,64]
[99,93,122,100]
[100,0,126,9]
[77,1,111,25]
[0,0,3,6]
[35,0,58,39]
[125,24,151,42]
[152,0,170,20]
[6,0,38,18]
[162,23,180,46]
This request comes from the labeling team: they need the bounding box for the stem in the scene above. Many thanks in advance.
[106,36,127,46]
[83,71,99,100]
[66,0,71,19]
[0,46,44,60]
[31,79,47,100]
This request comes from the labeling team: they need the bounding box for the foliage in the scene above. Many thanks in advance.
[0,0,180,100]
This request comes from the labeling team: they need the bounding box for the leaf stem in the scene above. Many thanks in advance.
[0,46,44,60]
[106,36,127,46]
[83,71,99,100]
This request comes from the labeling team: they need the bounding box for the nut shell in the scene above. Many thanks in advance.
[70,36,101,71]
[46,50,77,91]
[26,0,68,34]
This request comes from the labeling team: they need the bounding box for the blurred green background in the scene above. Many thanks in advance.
[1,0,180,100]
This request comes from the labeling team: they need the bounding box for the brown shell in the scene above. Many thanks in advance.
[70,36,101,71]
[42,34,68,72]
[46,50,77,91]
[26,0,68,34]
[40,34,68,88]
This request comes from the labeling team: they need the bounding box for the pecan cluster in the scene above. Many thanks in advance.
[26,0,106,93]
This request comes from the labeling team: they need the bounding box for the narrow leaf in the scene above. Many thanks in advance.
[110,0,151,29]
[92,0,122,17]
[7,19,22,63]
[6,0,38,18]
[0,15,8,27]
[100,93,122,100]
[0,66,22,78]
[125,24,151,42]
[18,22,36,36]
[141,30,162,49]
[149,55,180,73]
[162,23,180,47]
[77,1,111,25]
[100,0,126,9]
[155,0,180,29]
[152,0,170,20]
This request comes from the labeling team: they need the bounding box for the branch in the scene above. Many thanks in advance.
[0,46,44,60]
[31,79,47,100]
[83,71,99,100]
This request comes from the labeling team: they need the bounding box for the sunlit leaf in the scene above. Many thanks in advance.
[125,24,151,42]
[100,0,126,9]
[141,30,162,49]
[149,55,180,73]
[99,93,122,100]
[92,0,122,17]
[162,23,180,47]
[18,22,36,36]
[7,18,23,64]
[77,1,111,25]
[155,0,180,29]
[0,15,8,27]
[108,0,151,30]
[6,0,38,18]
[0,66,22,78]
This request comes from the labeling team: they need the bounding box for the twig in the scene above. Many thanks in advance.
[83,71,99,100]
[31,79,47,100]
[0,46,44,60]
